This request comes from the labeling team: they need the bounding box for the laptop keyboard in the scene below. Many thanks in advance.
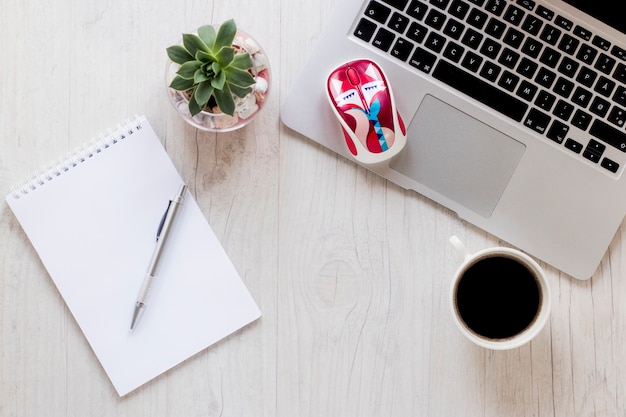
[352,0,626,173]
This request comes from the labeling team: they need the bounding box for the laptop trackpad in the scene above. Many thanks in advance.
[389,95,525,218]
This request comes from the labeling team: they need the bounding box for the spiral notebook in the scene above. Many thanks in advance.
[5,115,261,396]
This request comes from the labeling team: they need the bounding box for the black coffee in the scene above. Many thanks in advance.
[455,256,540,339]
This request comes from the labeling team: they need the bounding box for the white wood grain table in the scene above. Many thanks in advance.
[1,0,624,416]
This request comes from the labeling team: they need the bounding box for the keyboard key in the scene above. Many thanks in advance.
[432,60,529,121]
[486,18,507,39]
[517,80,538,101]
[535,90,556,110]
[480,61,501,82]
[595,76,616,98]
[521,14,543,36]
[467,8,488,29]
[391,37,415,61]
[524,108,551,134]
[425,9,446,30]
[425,31,446,52]
[503,5,525,26]
[516,0,535,11]
[373,27,396,51]
[486,0,507,16]
[407,0,429,20]
[576,45,598,65]
[365,1,392,24]
[583,149,602,163]
[443,42,465,62]
[595,53,616,74]
[572,109,592,130]
[590,96,610,117]
[503,27,524,48]
[587,139,606,155]
[449,0,470,19]
[590,119,626,151]
[612,45,626,61]
[553,99,574,120]
[517,57,538,78]
[498,70,520,91]
[558,57,579,77]
[554,77,574,98]
[572,86,592,108]
[407,22,428,43]
[592,35,611,51]
[565,138,583,153]
[354,19,378,42]
[461,28,483,49]
[409,47,437,72]
[521,37,542,58]
[382,0,410,9]
[555,15,573,31]
[430,0,450,10]
[536,67,556,88]
[584,139,605,163]
[539,47,561,68]
[389,12,411,33]
[540,24,561,45]
[443,19,466,40]
[614,86,626,106]
[576,67,597,87]
[608,106,626,128]
[573,25,592,41]
[462,51,483,72]
[480,38,501,59]
[613,63,626,84]
[535,5,554,21]
[499,48,520,69]
[558,34,579,55]
[601,158,619,173]
[547,120,568,143]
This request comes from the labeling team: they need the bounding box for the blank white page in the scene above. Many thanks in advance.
[6,116,261,396]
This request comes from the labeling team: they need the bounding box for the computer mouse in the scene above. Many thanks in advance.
[326,59,407,165]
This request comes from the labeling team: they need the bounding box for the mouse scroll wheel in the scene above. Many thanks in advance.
[346,67,360,86]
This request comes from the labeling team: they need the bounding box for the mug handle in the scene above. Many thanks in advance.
[449,235,471,262]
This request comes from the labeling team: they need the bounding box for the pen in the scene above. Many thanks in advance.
[130,184,187,330]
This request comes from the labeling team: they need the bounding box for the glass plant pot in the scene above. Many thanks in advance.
[166,28,271,132]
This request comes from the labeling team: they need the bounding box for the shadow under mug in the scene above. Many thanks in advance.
[449,236,551,350]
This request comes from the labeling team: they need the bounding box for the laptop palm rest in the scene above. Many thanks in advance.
[390,95,526,218]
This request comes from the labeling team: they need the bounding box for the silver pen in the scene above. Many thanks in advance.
[130,184,187,330]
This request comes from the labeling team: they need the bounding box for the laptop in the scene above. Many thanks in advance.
[281,0,626,280]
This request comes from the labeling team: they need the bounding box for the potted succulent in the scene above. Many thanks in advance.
[165,19,270,131]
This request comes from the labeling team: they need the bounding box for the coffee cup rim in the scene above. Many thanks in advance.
[450,247,551,350]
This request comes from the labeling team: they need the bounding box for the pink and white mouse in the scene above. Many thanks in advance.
[326,59,407,165]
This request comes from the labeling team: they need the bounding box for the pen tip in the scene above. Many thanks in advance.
[130,303,145,331]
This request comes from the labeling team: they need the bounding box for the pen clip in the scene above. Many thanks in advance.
[156,200,172,241]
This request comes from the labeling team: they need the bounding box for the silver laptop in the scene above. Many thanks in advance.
[281,0,626,280]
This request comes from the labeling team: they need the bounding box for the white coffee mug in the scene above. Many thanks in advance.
[449,236,551,350]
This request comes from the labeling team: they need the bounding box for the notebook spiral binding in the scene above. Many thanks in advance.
[9,115,145,200]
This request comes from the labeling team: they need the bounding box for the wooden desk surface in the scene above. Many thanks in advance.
[1,0,624,416]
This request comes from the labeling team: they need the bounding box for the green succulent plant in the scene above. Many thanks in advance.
[166,19,255,117]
